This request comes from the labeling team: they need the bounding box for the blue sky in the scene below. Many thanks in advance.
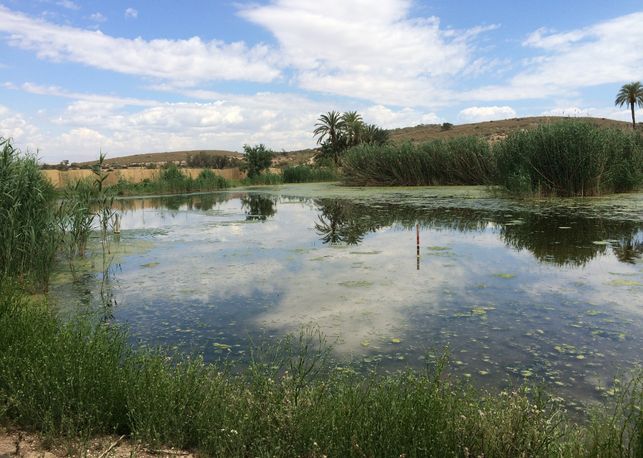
[1,0,642,162]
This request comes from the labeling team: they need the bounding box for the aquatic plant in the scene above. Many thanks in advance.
[0,138,59,290]
[342,136,494,186]
[113,164,229,196]
[494,120,643,196]
[282,165,338,183]
[0,281,641,456]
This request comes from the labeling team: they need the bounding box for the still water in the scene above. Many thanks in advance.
[52,184,642,408]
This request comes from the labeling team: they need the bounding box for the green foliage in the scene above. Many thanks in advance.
[0,282,641,456]
[441,122,454,131]
[342,137,494,186]
[615,81,643,128]
[242,172,283,185]
[242,144,274,178]
[114,164,229,196]
[313,111,388,166]
[282,165,338,183]
[495,121,643,196]
[0,138,59,290]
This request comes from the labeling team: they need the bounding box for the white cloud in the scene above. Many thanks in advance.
[88,12,107,23]
[467,12,643,101]
[458,105,516,122]
[363,105,442,128]
[240,0,496,107]
[124,8,138,19]
[56,0,79,11]
[0,5,281,84]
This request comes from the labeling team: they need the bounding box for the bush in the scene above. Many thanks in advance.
[282,165,338,183]
[494,121,643,196]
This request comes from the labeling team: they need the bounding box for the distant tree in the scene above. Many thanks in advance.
[441,122,454,131]
[615,81,643,128]
[242,144,273,178]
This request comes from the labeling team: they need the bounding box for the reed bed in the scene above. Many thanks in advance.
[342,137,494,186]
[494,121,642,196]
[282,165,339,183]
[0,138,59,290]
[0,282,641,457]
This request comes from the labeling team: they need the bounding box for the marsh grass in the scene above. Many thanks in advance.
[0,281,641,457]
[114,165,229,196]
[494,121,643,196]
[0,138,59,290]
[282,165,339,183]
[241,171,283,185]
[342,137,494,186]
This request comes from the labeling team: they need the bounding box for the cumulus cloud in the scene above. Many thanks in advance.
[458,105,516,122]
[0,5,280,84]
[124,8,138,19]
[240,0,496,107]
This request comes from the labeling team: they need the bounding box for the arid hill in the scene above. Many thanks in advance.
[74,117,634,167]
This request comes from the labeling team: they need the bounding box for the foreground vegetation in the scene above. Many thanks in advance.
[1,283,641,457]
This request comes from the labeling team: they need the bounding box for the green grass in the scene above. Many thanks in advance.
[0,138,59,290]
[282,165,339,183]
[0,281,641,457]
[240,171,284,185]
[494,121,643,196]
[342,137,494,186]
[113,165,230,196]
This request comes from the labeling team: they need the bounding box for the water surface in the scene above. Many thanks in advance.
[52,184,643,408]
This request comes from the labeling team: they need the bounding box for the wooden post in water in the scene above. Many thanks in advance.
[113,213,121,235]
[416,223,420,270]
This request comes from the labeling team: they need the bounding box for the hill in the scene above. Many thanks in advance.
[73,116,634,167]
[77,149,242,167]
[388,116,632,144]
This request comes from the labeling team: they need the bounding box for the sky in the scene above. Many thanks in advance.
[1,0,642,163]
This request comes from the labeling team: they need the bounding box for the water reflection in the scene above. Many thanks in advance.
[313,198,642,266]
[242,194,277,221]
[51,185,642,408]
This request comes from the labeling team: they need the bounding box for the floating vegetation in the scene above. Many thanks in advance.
[141,261,160,268]
[493,273,516,279]
[213,342,231,350]
[427,246,451,251]
[338,280,373,288]
[608,279,642,287]
[390,338,401,344]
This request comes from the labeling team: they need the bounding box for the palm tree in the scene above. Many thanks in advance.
[341,111,364,147]
[313,111,345,166]
[615,81,643,128]
[363,124,389,145]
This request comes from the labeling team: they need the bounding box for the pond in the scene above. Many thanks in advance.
[51,183,643,410]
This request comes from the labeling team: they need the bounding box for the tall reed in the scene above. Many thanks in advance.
[494,121,643,196]
[282,165,339,183]
[342,137,494,186]
[0,138,59,290]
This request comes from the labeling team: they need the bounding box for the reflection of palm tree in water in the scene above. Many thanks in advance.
[241,194,277,221]
[314,199,374,245]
